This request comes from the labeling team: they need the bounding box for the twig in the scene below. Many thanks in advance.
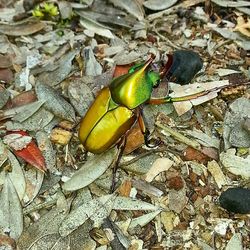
[155,122,201,150]
[119,149,164,168]
[120,147,181,168]
[23,198,58,215]
[151,22,182,50]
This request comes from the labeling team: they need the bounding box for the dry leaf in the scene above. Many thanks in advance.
[0,68,13,83]
[36,131,57,173]
[145,158,174,182]
[170,80,229,116]
[225,233,243,250]
[3,133,32,150]
[59,194,116,236]
[0,86,10,109]
[211,0,250,7]
[109,0,144,21]
[5,131,46,172]
[35,83,76,122]
[234,16,250,37]
[207,160,228,189]
[68,79,94,117]
[143,0,178,11]
[0,54,12,68]
[23,167,44,205]
[18,206,68,249]
[168,185,187,213]
[83,46,103,76]
[63,148,117,191]
[80,17,114,39]
[0,140,26,201]
[129,209,162,229]
[0,174,23,240]
[0,20,45,36]
[118,179,132,197]
[113,196,159,210]
[220,149,250,178]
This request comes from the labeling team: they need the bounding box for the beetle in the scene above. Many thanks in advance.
[78,53,204,154]
[79,56,160,154]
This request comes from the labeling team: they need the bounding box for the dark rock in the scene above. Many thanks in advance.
[168,50,203,85]
[219,187,250,214]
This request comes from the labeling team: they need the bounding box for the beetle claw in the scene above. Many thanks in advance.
[144,130,161,148]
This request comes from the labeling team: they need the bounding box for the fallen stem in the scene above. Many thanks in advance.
[155,122,201,150]
[120,147,181,168]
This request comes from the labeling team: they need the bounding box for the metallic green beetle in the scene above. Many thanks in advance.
[79,57,160,153]
[79,55,204,154]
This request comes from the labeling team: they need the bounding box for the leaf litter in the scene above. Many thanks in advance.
[0,0,249,249]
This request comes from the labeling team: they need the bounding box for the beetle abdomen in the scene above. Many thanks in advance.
[84,106,136,154]
[79,87,136,154]
[79,87,111,147]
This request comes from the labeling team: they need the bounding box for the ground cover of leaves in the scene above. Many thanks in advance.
[0,0,250,249]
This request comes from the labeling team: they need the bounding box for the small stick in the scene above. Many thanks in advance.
[155,121,201,150]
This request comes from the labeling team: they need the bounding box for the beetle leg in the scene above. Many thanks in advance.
[110,136,126,192]
[148,88,220,105]
[138,111,161,148]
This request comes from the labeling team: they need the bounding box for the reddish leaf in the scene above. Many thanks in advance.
[183,146,210,164]
[11,90,37,108]
[7,130,46,172]
[0,68,13,83]
[113,64,132,78]
[124,122,144,155]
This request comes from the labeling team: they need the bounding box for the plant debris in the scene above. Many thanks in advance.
[0,0,249,249]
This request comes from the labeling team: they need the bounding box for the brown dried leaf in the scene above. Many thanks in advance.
[118,179,132,197]
[0,20,45,36]
[168,184,187,213]
[0,234,16,250]
[0,68,13,83]
[183,147,210,164]
[11,90,37,108]
[0,54,12,68]
[124,122,144,155]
